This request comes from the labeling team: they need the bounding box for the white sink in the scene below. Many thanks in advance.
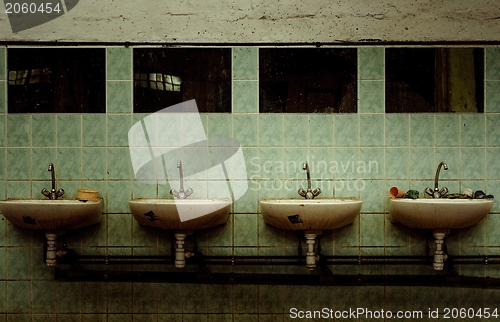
[260,198,362,231]
[389,198,493,230]
[0,198,103,231]
[129,198,231,231]
[389,197,493,271]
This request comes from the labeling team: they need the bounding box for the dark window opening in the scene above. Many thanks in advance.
[259,48,357,113]
[8,48,105,113]
[385,48,484,113]
[133,48,231,113]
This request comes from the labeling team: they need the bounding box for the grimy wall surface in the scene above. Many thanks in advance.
[0,0,499,43]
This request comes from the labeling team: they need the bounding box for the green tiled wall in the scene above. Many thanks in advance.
[1,46,500,320]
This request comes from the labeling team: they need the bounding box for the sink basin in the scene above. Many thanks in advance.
[129,198,231,230]
[0,198,103,231]
[260,198,362,231]
[389,198,493,230]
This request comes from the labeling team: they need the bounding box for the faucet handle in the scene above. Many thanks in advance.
[425,187,434,197]
[298,189,307,198]
[41,188,50,197]
[312,188,321,197]
[439,187,448,197]
[56,188,65,198]
[170,189,179,198]
[185,188,193,197]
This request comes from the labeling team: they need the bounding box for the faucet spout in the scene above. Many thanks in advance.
[298,161,321,199]
[425,161,448,198]
[170,160,193,199]
[49,163,55,191]
[303,161,312,191]
[41,163,64,200]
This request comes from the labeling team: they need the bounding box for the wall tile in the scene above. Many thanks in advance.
[107,114,131,147]
[486,47,500,80]
[57,114,81,147]
[358,147,384,179]
[57,147,81,180]
[82,147,107,180]
[7,148,30,180]
[486,114,500,146]
[409,147,434,180]
[259,114,282,147]
[435,114,460,146]
[233,114,257,147]
[32,281,56,313]
[0,81,5,114]
[6,181,30,198]
[82,114,106,146]
[57,282,82,313]
[309,114,333,147]
[208,113,232,138]
[385,147,408,179]
[32,114,55,147]
[461,147,485,179]
[409,114,433,146]
[6,247,30,280]
[234,214,258,246]
[0,47,4,80]
[82,282,106,313]
[283,114,308,147]
[358,47,384,80]
[385,114,409,146]
[486,148,500,180]
[107,181,132,213]
[133,283,157,313]
[233,81,258,113]
[360,214,384,246]
[107,47,132,80]
[359,180,384,212]
[107,147,133,180]
[333,114,358,147]
[233,48,257,80]
[7,115,30,147]
[461,114,485,147]
[6,281,31,313]
[358,80,384,113]
[485,80,500,112]
[107,81,132,113]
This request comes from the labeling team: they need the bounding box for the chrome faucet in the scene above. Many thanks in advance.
[425,161,449,198]
[298,161,321,199]
[170,160,193,199]
[41,163,65,200]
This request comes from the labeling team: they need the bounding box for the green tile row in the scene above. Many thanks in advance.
[3,113,500,148]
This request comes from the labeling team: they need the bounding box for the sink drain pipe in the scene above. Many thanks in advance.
[56,253,500,266]
[53,268,500,288]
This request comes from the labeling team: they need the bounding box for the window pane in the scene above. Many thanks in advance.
[8,48,105,113]
[134,48,231,113]
[385,48,484,113]
[259,48,357,113]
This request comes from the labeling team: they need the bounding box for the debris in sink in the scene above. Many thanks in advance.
[444,189,494,199]
[404,190,419,199]
[474,190,494,199]
[389,186,405,199]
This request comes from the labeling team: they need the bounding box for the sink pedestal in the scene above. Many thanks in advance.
[433,229,450,271]
[305,230,322,270]
[174,230,195,268]
[45,231,67,267]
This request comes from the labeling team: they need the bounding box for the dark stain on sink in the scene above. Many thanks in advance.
[144,211,159,222]
[288,214,303,224]
[23,216,36,225]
